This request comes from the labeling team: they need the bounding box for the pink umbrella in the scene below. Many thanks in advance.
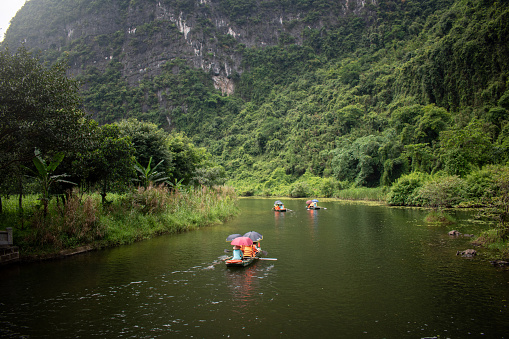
[231,236,253,246]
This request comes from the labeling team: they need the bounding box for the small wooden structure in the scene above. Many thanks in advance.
[0,228,19,265]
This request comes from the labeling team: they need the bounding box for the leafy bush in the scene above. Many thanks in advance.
[424,210,456,224]
[289,181,311,198]
[320,177,336,197]
[386,172,429,206]
[417,175,468,209]
[465,167,497,201]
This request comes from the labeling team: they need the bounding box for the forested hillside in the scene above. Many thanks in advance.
[3,0,509,197]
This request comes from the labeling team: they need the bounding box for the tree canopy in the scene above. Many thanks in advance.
[0,47,87,171]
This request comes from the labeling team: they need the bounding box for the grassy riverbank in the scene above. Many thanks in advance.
[0,185,238,260]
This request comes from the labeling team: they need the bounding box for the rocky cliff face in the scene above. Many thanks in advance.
[5,0,376,95]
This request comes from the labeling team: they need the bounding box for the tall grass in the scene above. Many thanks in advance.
[333,187,389,201]
[1,185,238,258]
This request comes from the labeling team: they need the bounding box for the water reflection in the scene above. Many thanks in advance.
[306,208,319,236]
[226,265,257,313]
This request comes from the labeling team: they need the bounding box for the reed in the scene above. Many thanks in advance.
[333,187,389,201]
[0,185,238,258]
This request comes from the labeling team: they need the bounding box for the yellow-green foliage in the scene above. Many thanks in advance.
[2,185,238,257]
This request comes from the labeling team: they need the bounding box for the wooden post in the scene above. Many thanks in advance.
[7,227,13,245]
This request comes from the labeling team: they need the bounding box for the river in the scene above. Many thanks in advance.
[1,198,508,338]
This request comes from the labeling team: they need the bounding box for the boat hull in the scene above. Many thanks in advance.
[225,253,260,267]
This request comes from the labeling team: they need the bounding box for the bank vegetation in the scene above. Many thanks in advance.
[1,185,237,260]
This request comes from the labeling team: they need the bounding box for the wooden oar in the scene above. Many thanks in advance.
[256,257,277,261]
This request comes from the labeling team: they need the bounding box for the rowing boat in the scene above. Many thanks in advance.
[273,200,287,212]
[225,233,264,267]
[225,252,261,267]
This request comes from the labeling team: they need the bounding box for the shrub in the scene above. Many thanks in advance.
[424,210,456,224]
[466,165,502,200]
[320,177,336,197]
[289,181,310,198]
[417,175,468,209]
[386,172,429,206]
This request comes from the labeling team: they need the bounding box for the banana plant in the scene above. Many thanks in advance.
[133,157,169,188]
[168,178,186,193]
[27,149,75,217]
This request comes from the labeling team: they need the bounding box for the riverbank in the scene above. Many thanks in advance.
[0,185,238,262]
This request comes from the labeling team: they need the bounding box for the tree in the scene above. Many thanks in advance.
[166,132,209,185]
[0,47,86,172]
[332,133,402,187]
[439,118,493,176]
[74,123,135,203]
[116,119,172,175]
[415,104,450,144]
[192,165,226,187]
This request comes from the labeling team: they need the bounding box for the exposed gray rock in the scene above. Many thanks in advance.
[456,249,477,257]
[4,0,377,88]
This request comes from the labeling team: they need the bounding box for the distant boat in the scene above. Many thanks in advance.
[273,200,287,212]
[306,199,321,210]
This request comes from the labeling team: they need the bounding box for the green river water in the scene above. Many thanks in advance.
[1,198,508,338]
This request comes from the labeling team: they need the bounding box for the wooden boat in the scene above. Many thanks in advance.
[225,254,259,267]
[225,245,261,267]
[306,199,320,210]
[273,200,286,211]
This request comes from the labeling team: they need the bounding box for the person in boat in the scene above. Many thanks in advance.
[253,241,261,253]
[232,245,243,260]
[242,245,256,258]
[274,203,280,211]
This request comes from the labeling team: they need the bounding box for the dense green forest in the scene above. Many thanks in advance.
[2,0,509,246]
[1,0,508,195]
[14,0,506,192]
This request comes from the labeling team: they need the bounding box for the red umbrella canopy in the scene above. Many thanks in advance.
[231,237,253,246]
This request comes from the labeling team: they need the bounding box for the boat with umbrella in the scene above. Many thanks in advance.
[225,236,261,267]
[272,200,287,212]
[306,199,323,210]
